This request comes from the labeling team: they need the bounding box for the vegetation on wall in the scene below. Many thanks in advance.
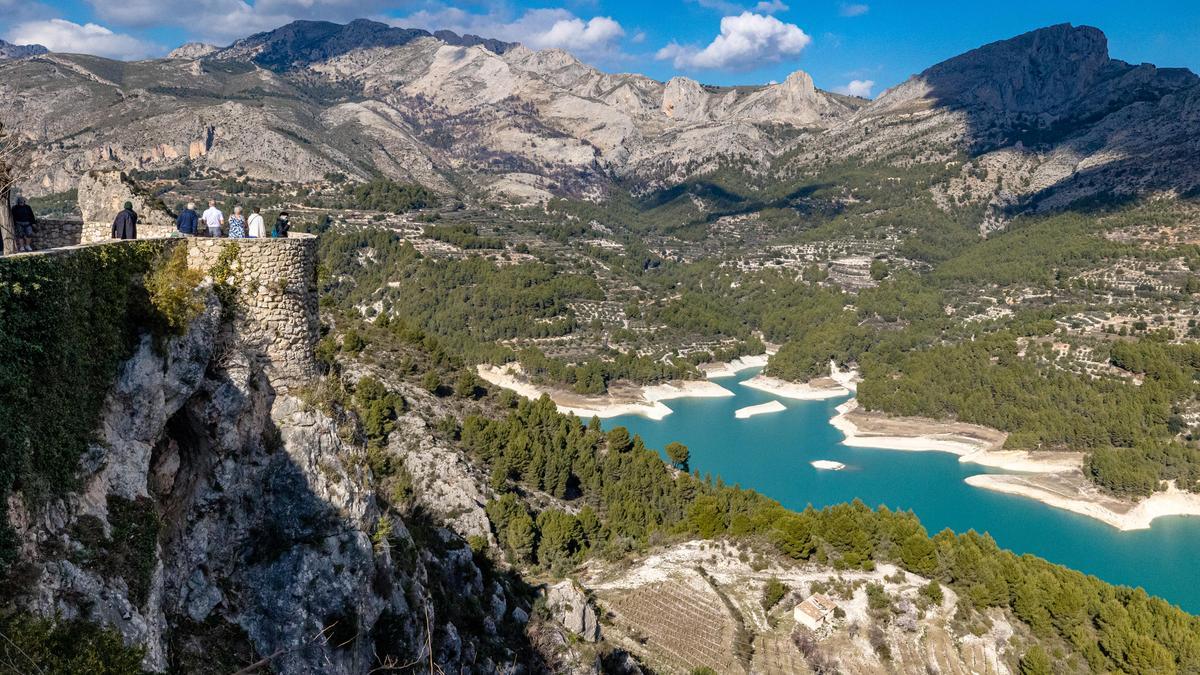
[0,242,171,566]
[0,613,146,674]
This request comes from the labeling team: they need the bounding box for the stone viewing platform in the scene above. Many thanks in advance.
[3,170,320,388]
[2,233,320,389]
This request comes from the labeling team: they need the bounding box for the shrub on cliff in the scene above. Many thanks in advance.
[145,243,205,334]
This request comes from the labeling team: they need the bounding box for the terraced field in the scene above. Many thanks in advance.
[600,575,740,673]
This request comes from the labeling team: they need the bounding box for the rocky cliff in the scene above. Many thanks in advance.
[803,24,1200,222]
[0,241,540,673]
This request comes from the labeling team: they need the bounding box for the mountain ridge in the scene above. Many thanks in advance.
[1,20,1196,215]
[0,39,48,60]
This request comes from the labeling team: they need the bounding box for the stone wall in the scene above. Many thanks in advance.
[3,233,320,390]
[81,222,181,244]
[27,219,84,250]
[185,234,320,388]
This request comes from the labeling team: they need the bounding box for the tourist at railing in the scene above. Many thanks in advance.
[202,199,224,237]
[227,206,247,238]
[176,201,199,236]
[272,211,291,238]
[111,201,137,240]
[11,196,35,252]
[247,205,266,238]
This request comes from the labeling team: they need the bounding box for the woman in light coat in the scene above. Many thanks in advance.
[247,206,266,238]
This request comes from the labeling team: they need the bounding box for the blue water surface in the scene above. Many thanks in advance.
[606,369,1200,613]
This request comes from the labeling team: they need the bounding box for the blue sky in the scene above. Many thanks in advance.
[8,1,1200,96]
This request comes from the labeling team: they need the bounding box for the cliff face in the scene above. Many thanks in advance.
[1,240,533,673]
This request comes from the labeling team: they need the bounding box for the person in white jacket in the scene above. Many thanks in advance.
[247,206,266,238]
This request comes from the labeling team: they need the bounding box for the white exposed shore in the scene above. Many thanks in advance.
[829,398,1200,530]
[811,460,846,471]
[741,374,850,400]
[476,364,733,421]
[965,476,1200,531]
[734,400,786,419]
[701,354,770,378]
[831,400,1080,473]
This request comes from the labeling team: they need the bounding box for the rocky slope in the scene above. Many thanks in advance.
[3,280,540,673]
[0,18,856,200]
[797,24,1200,228]
[1,21,1196,215]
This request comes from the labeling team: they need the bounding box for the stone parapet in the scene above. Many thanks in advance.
[185,234,320,388]
[26,219,84,250]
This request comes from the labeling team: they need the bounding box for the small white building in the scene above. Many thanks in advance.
[793,593,838,631]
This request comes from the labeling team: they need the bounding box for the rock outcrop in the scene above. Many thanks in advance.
[546,580,600,642]
[77,170,176,230]
[3,244,535,673]
[167,43,218,60]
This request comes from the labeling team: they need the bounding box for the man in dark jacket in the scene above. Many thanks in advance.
[176,201,199,235]
[11,196,35,252]
[112,201,138,240]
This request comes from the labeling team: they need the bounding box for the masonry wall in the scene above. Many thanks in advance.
[28,219,84,250]
[4,232,320,391]
[185,234,320,389]
[81,222,179,245]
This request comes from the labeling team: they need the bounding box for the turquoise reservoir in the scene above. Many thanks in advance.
[606,369,1200,613]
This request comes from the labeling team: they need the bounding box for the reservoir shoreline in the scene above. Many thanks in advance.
[479,360,1200,533]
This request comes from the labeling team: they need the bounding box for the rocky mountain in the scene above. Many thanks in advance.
[0,18,856,200]
[0,39,48,60]
[802,24,1200,225]
[167,43,219,60]
[210,18,516,70]
[0,21,1196,214]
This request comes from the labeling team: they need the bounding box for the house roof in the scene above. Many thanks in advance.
[796,593,838,621]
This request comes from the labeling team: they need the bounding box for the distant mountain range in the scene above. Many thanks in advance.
[1,19,1196,218]
[0,39,47,60]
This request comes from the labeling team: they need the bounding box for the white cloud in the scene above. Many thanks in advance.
[392,7,627,58]
[5,19,159,59]
[834,78,874,97]
[839,3,869,17]
[692,0,789,14]
[86,0,398,43]
[754,0,790,13]
[656,12,810,71]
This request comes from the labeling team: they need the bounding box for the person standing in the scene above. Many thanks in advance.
[111,201,138,240]
[227,205,247,238]
[202,199,224,237]
[247,206,266,238]
[176,201,199,236]
[10,196,35,252]
[271,211,291,238]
